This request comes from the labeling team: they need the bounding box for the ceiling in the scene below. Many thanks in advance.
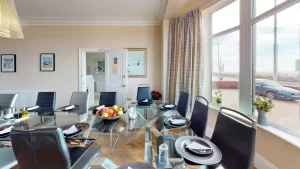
[15,0,168,26]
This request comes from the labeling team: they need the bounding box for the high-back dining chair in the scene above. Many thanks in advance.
[176,90,189,117]
[190,96,209,138]
[99,92,117,107]
[36,92,56,116]
[10,128,100,169]
[137,84,152,106]
[208,107,257,169]
[69,92,89,114]
[0,94,18,109]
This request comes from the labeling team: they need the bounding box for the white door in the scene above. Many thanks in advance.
[105,49,128,106]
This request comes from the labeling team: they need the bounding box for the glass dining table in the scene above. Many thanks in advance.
[0,102,217,169]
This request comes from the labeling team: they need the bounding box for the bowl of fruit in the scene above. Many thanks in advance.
[96,105,125,120]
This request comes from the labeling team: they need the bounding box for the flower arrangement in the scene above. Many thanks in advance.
[252,95,274,113]
[151,90,162,100]
[215,90,222,104]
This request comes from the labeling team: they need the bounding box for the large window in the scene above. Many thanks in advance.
[211,0,240,109]
[204,0,300,136]
[253,3,300,133]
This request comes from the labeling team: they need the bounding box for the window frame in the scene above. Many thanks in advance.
[203,0,300,137]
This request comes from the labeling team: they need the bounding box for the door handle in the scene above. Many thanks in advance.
[122,84,126,87]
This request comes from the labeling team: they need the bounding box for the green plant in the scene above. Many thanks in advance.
[252,95,274,112]
[215,90,222,104]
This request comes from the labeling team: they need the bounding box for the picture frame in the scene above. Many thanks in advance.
[40,53,55,72]
[127,48,147,78]
[1,54,16,72]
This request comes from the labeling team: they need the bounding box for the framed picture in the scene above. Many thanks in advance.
[40,53,55,71]
[127,48,147,78]
[1,54,16,72]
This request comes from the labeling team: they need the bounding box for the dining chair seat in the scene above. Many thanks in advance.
[10,128,100,169]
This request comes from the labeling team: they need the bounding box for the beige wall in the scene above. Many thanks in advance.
[180,0,208,15]
[208,108,300,169]
[0,26,161,107]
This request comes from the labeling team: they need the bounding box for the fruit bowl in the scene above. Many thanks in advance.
[96,105,126,120]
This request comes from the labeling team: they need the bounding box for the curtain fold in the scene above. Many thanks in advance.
[166,8,203,109]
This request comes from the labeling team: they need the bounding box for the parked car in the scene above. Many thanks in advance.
[255,79,300,100]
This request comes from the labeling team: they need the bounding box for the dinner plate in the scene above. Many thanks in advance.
[0,133,10,138]
[0,125,13,136]
[164,116,191,128]
[59,123,89,138]
[175,136,222,165]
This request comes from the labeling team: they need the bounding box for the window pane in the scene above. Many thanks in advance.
[212,31,239,109]
[212,0,240,34]
[254,0,286,17]
[253,3,300,133]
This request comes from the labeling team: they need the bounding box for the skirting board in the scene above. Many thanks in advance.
[205,127,277,169]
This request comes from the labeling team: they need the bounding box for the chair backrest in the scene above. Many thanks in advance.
[211,107,257,169]
[136,84,152,106]
[36,92,56,116]
[176,91,189,117]
[0,94,18,109]
[99,92,117,107]
[190,96,209,138]
[69,92,89,114]
[10,128,71,169]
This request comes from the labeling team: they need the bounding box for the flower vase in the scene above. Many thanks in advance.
[257,111,268,126]
[217,103,222,110]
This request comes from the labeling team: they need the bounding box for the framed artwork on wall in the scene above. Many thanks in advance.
[127,48,147,78]
[1,54,16,72]
[40,53,55,71]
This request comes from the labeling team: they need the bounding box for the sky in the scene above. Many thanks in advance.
[211,0,300,74]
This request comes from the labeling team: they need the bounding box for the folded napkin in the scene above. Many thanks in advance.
[63,125,78,135]
[128,167,133,169]
[64,105,75,110]
[168,118,186,125]
[96,105,105,110]
[164,104,175,108]
[142,99,149,103]
[186,141,211,151]
[27,106,39,111]
[0,126,13,135]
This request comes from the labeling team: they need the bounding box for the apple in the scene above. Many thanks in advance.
[117,109,123,116]
[102,113,108,117]
[112,113,117,117]
[112,105,118,111]
[99,108,105,113]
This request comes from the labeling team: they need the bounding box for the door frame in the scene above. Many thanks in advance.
[78,48,110,91]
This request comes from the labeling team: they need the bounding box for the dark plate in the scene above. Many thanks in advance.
[0,125,13,136]
[59,123,89,138]
[0,133,10,138]
[175,136,222,165]
[164,116,190,128]
[185,139,213,155]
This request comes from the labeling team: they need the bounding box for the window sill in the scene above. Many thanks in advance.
[258,124,300,149]
[209,106,300,149]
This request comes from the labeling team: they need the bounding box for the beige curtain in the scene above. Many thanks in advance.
[166,8,203,109]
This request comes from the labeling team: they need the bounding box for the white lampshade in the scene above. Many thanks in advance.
[0,0,24,39]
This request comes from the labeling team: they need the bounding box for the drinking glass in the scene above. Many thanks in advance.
[159,143,169,164]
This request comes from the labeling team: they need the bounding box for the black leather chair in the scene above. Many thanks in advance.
[176,91,189,117]
[10,128,100,169]
[190,96,209,138]
[137,84,152,106]
[99,92,117,107]
[204,107,257,169]
[29,92,56,116]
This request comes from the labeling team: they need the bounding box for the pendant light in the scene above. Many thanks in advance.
[0,0,24,39]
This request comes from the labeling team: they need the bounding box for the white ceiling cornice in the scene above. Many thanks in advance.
[20,17,161,26]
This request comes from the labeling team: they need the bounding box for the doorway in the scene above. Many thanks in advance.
[79,48,128,107]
